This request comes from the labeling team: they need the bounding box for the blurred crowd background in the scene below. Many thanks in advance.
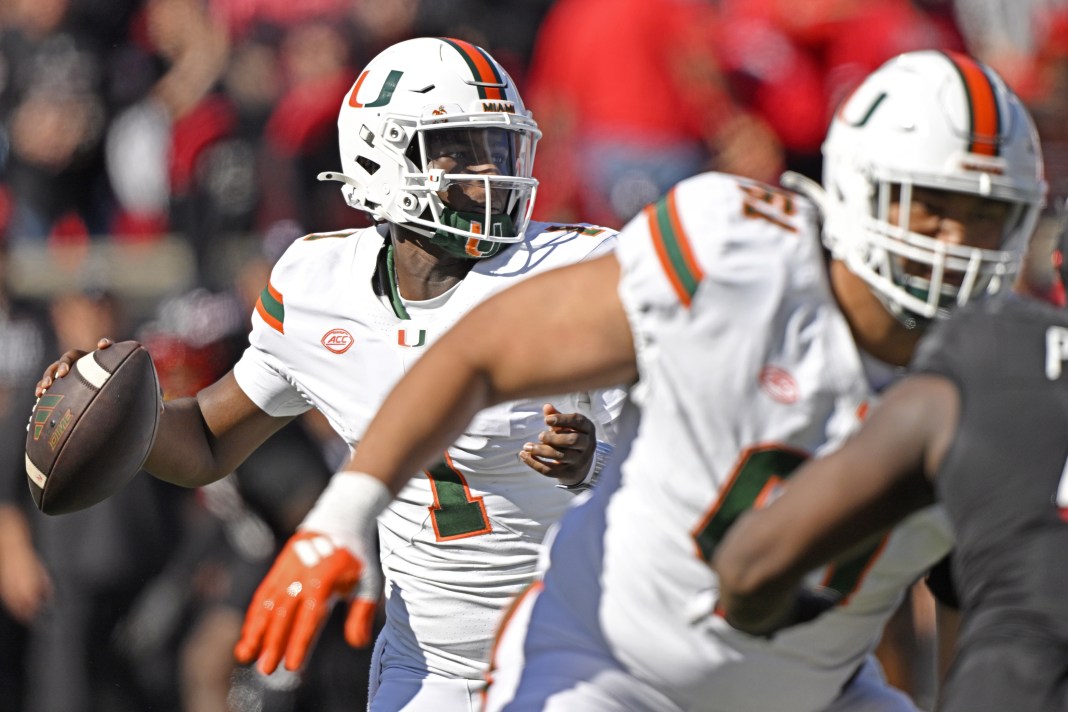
[0,0,1066,711]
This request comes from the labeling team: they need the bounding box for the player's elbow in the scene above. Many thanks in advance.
[142,446,225,488]
[714,548,777,602]
[713,545,803,636]
[713,528,799,605]
[142,399,238,488]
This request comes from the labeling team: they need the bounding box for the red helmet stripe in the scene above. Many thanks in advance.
[441,38,505,100]
[943,51,1001,157]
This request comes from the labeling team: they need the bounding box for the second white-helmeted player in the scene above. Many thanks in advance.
[307,50,1046,712]
[482,50,1046,712]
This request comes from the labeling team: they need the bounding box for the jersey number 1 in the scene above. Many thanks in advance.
[425,454,492,540]
[693,444,886,602]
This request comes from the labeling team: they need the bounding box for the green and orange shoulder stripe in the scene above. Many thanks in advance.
[643,187,705,308]
[253,230,356,334]
[256,282,285,334]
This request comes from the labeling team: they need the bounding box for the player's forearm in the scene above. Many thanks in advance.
[349,349,496,494]
[717,580,800,636]
[714,505,844,637]
[714,509,807,634]
[144,376,290,487]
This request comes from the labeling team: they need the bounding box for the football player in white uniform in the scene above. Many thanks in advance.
[283,51,1046,711]
[37,38,624,711]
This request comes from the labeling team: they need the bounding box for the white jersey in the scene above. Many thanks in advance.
[493,174,953,712]
[233,221,625,682]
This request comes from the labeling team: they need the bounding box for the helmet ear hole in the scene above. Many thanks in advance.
[400,193,419,211]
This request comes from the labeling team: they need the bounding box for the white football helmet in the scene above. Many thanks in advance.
[319,37,541,258]
[791,50,1046,325]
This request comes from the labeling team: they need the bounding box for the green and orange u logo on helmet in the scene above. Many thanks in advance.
[348,69,404,108]
[347,38,509,111]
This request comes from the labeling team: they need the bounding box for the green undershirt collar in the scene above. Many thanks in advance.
[384,243,410,320]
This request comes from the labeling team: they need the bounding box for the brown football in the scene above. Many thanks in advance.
[25,341,161,515]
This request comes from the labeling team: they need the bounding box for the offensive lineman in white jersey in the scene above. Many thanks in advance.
[36,38,624,710]
[275,51,1047,711]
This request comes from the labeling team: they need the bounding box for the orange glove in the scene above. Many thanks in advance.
[235,470,393,672]
[234,530,364,674]
[343,555,382,648]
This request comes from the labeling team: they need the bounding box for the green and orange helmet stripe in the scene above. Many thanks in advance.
[835,51,1004,160]
[645,187,705,308]
[440,38,507,100]
[941,50,1002,157]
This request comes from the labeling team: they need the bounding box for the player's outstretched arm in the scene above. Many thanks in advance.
[712,375,953,636]
[36,339,291,488]
[145,371,292,487]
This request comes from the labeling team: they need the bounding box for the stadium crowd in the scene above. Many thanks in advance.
[1,0,1067,711]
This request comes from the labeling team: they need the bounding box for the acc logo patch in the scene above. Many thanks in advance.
[759,366,799,405]
[321,328,354,354]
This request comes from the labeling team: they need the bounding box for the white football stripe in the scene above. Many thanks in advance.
[25,454,47,489]
[76,352,111,389]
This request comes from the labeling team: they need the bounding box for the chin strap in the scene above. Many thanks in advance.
[421,208,515,259]
[437,208,517,240]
